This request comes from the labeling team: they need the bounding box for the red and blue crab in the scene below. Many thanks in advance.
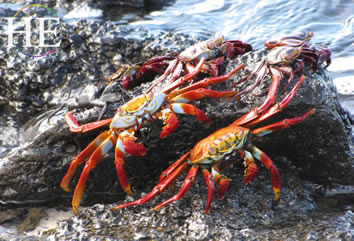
[265,32,331,72]
[146,35,252,92]
[61,61,245,215]
[106,53,176,89]
[232,33,329,126]
[113,74,315,214]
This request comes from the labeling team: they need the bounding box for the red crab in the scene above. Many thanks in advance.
[113,74,315,214]
[61,60,245,215]
[146,35,252,92]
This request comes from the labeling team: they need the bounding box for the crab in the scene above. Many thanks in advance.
[105,53,176,89]
[113,74,315,214]
[265,32,331,72]
[237,32,331,94]
[61,60,246,215]
[146,35,252,92]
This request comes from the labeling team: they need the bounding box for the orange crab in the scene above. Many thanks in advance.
[113,74,315,214]
[61,59,245,215]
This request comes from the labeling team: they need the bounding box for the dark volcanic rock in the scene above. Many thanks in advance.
[0,20,353,240]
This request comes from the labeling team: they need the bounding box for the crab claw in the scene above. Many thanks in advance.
[160,109,179,139]
[121,134,146,156]
[212,167,231,200]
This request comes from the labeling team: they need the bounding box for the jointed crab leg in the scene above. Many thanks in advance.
[251,108,316,137]
[60,131,111,192]
[65,113,113,133]
[153,166,199,211]
[245,75,305,127]
[249,146,281,200]
[112,156,189,210]
[202,168,215,214]
[72,132,117,215]
[158,152,190,182]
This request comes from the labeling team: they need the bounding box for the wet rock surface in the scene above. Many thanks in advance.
[0,20,353,240]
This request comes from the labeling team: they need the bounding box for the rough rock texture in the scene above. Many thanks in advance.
[0,20,353,240]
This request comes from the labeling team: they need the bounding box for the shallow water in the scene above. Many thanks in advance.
[127,0,354,114]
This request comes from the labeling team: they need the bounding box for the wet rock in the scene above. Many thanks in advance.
[0,20,353,240]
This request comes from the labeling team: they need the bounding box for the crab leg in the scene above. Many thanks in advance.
[147,58,178,93]
[232,70,281,126]
[112,161,188,210]
[153,166,199,211]
[251,108,316,137]
[168,63,245,99]
[171,89,239,103]
[202,168,215,214]
[159,152,190,182]
[245,75,305,127]
[72,133,117,215]
[60,131,111,192]
[65,112,113,133]
[161,57,206,93]
[250,146,281,201]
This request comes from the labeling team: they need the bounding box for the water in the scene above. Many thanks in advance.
[127,0,354,114]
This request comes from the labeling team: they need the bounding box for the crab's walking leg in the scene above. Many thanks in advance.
[112,160,188,210]
[72,132,117,215]
[153,166,199,211]
[232,70,281,126]
[161,57,206,93]
[250,146,281,200]
[159,152,190,182]
[65,113,113,133]
[245,75,305,127]
[168,63,245,99]
[251,108,316,137]
[60,131,111,192]
[171,89,239,103]
[202,168,215,214]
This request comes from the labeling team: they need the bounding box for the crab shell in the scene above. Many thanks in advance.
[110,93,167,129]
[191,126,250,165]
[178,36,228,62]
